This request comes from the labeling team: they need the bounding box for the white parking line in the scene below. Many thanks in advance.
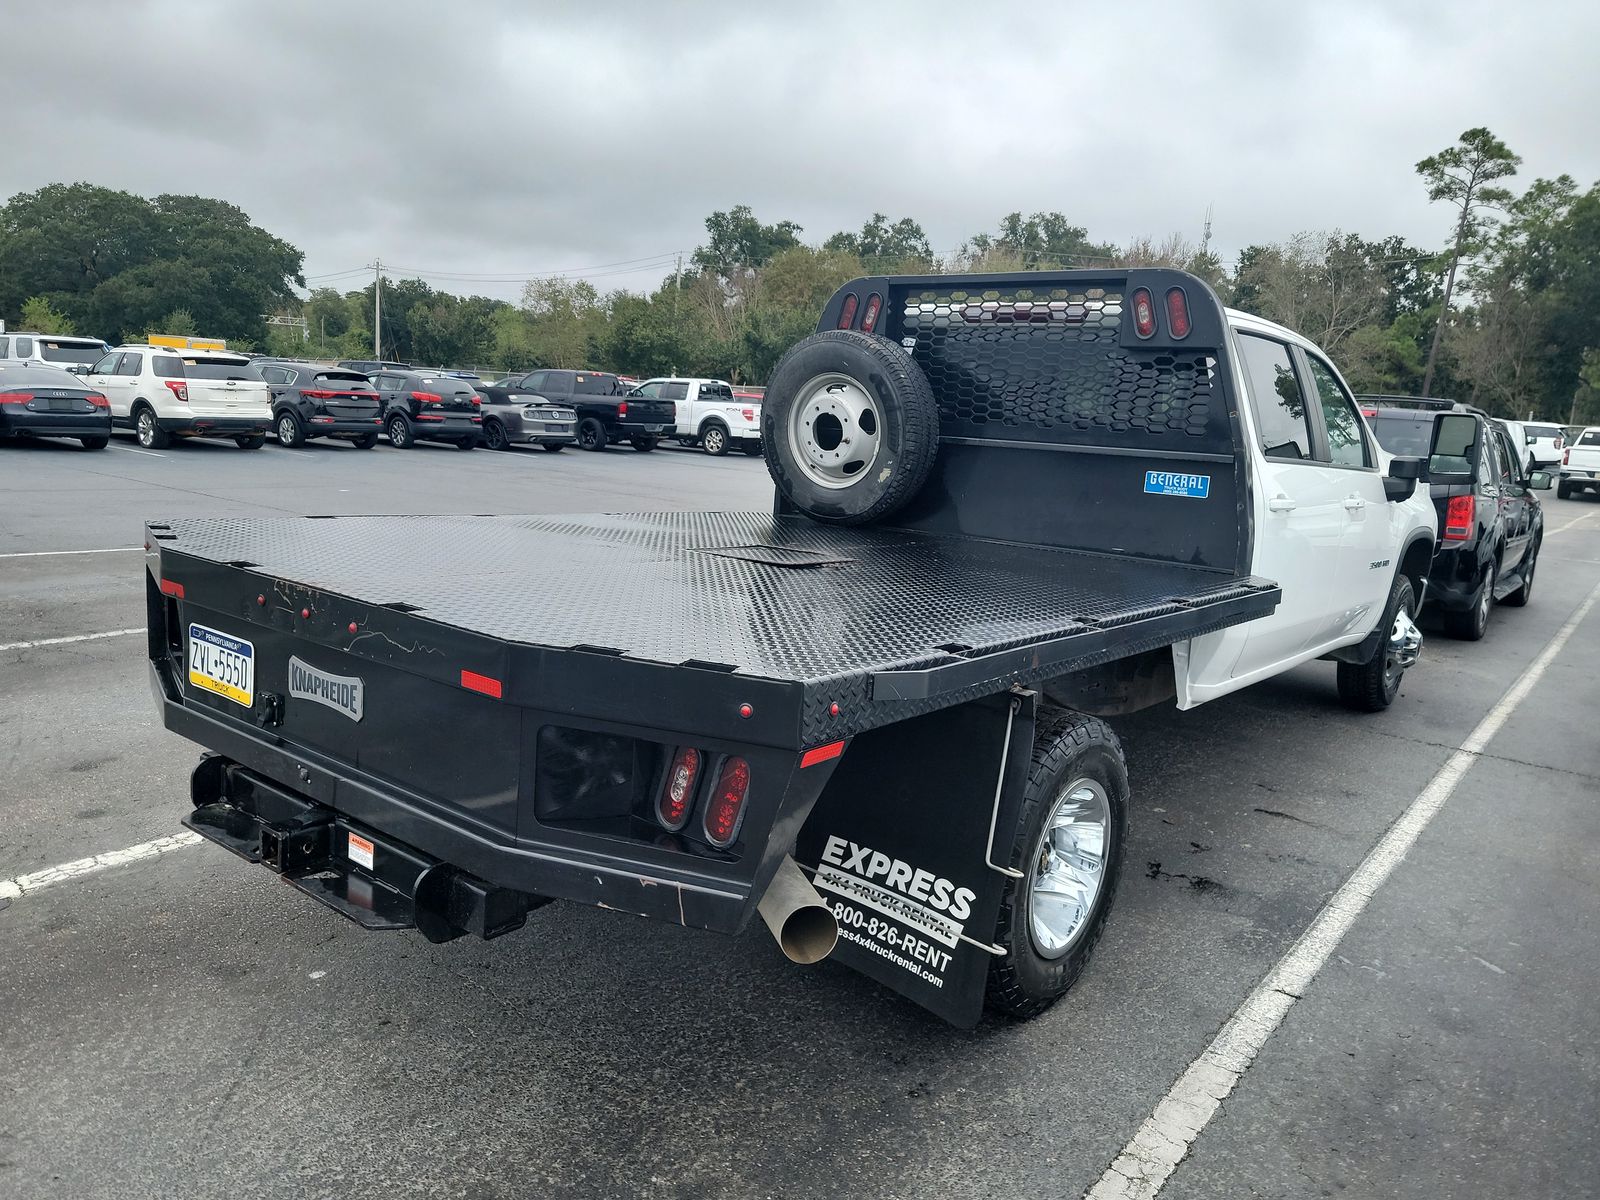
[115,446,167,458]
[0,832,202,902]
[1548,510,1598,537]
[1086,574,1600,1200]
[0,547,141,559]
[0,628,143,653]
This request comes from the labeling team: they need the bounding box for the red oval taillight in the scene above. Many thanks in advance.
[860,292,882,333]
[836,294,859,329]
[1165,287,1191,338]
[1131,288,1156,339]
[658,747,701,831]
[702,757,750,848]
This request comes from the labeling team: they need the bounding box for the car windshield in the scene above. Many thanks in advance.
[179,357,263,381]
[39,341,108,366]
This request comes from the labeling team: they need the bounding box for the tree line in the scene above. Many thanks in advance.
[2,128,1596,421]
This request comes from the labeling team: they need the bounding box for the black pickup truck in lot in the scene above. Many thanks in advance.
[476,369,676,451]
[145,269,1437,1027]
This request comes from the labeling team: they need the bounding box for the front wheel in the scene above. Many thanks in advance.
[387,414,414,448]
[700,425,729,456]
[79,436,109,451]
[577,418,607,451]
[1337,574,1420,711]
[986,708,1128,1019]
[630,435,660,452]
[235,434,266,450]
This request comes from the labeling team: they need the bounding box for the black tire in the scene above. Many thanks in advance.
[630,435,660,452]
[986,708,1128,1019]
[1504,540,1538,607]
[79,436,109,450]
[700,423,730,456]
[762,329,939,524]
[741,441,763,457]
[542,442,566,453]
[1337,574,1418,711]
[235,434,266,450]
[1443,561,1495,641]
[456,437,477,451]
[352,433,379,449]
[483,420,509,451]
[387,414,414,449]
[275,410,305,448]
[577,417,607,451]
[135,406,169,449]
[1557,481,1572,499]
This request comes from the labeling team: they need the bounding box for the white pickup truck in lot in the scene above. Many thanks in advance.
[149,269,1438,1027]
[1558,427,1600,498]
[631,376,762,456]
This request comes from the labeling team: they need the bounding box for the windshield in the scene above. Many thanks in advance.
[39,341,108,366]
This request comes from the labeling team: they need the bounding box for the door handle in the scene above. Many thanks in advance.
[1343,496,1367,511]
[1268,495,1297,512]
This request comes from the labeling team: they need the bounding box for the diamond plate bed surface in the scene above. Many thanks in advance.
[155,512,1272,684]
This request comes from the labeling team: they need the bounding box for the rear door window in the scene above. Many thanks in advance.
[116,353,144,376]
[661,381,690,401]
[1580,430,1600,447]
[1237,334,1312,461]
[152,355,185,377]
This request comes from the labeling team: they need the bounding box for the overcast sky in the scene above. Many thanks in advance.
[7,0,1598,303]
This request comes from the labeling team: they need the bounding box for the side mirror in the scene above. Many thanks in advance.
[1427,413,1479,486]
[1384,455,1425,502]
[1528,470,1554,491]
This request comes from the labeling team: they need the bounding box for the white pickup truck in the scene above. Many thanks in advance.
[630,377,762,456]
[1558,426,1600,498]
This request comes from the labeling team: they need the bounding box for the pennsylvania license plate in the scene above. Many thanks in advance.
[188,623,254,707]
[644,425,664,433]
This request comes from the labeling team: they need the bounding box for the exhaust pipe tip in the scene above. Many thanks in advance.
[758,856,839,965]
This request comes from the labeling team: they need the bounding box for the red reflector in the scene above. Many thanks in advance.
[861,292,882,333]
[1131,288,1156,338]
[460,669,502,698]
[159,578,184,599]
[657,747,702,831]
[837,293,859,329]
[800,740,845,768]
[1443,494,1475,541]
[703,756,750,847]
[1165,287,1191,338]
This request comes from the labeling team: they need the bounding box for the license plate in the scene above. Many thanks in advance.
[645,425,664,433]
[542,423,570,433]
[188,623,254,707]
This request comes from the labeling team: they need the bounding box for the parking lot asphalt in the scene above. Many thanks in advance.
[3,433,1598,1200]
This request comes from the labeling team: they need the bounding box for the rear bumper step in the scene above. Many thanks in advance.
[184,755,545,942]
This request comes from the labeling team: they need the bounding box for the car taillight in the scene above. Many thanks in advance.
[1131,288,1156,338]
[657,747,701,831]
[0,391,33,406]
[741,408,754,421]
[303,389,336,399]
[411,391,442,404]
[87,392,109,409]
[470,395,481,406]
[164,380,189,402]
[1165,287,1191,338]
[837,293,859,329]
[860,292,882,334]
[617,401,628,417]
[702,756,750,848]
[1564,448,1571,465]
[1443,494,1475,541]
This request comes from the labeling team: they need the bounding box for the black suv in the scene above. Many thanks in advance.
[370,369,483,450]
[259,362,383,448]
[477,369,676,451]
[1363,396,1552,639]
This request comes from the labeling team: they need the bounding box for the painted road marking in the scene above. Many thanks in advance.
[0,547,141,559]
[0,628,143,653]
[1086,575,1600,1200]
[1548,510,1598,537]
[0,832,202,902]
[114,446,167,458]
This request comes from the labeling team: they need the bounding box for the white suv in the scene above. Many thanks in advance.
[633,377,762,456]
[0,332,112,374]
[87,346,272,449]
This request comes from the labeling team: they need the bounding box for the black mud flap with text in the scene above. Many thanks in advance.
[796,691,1036,1028]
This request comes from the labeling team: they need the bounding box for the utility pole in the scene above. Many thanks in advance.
[372,259,383,359]
[671,254,682,324]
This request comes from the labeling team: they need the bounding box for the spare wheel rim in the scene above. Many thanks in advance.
[789,372,883,490]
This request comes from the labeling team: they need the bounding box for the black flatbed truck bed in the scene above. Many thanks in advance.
[150,267,1287,1026]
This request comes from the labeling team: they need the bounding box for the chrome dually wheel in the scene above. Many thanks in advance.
[1028,779,1111,958]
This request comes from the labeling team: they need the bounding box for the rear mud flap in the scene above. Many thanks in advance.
[797,692,1036,1028]
[185,754,544,941]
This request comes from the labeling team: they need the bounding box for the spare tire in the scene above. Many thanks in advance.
[762,330,939,524]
